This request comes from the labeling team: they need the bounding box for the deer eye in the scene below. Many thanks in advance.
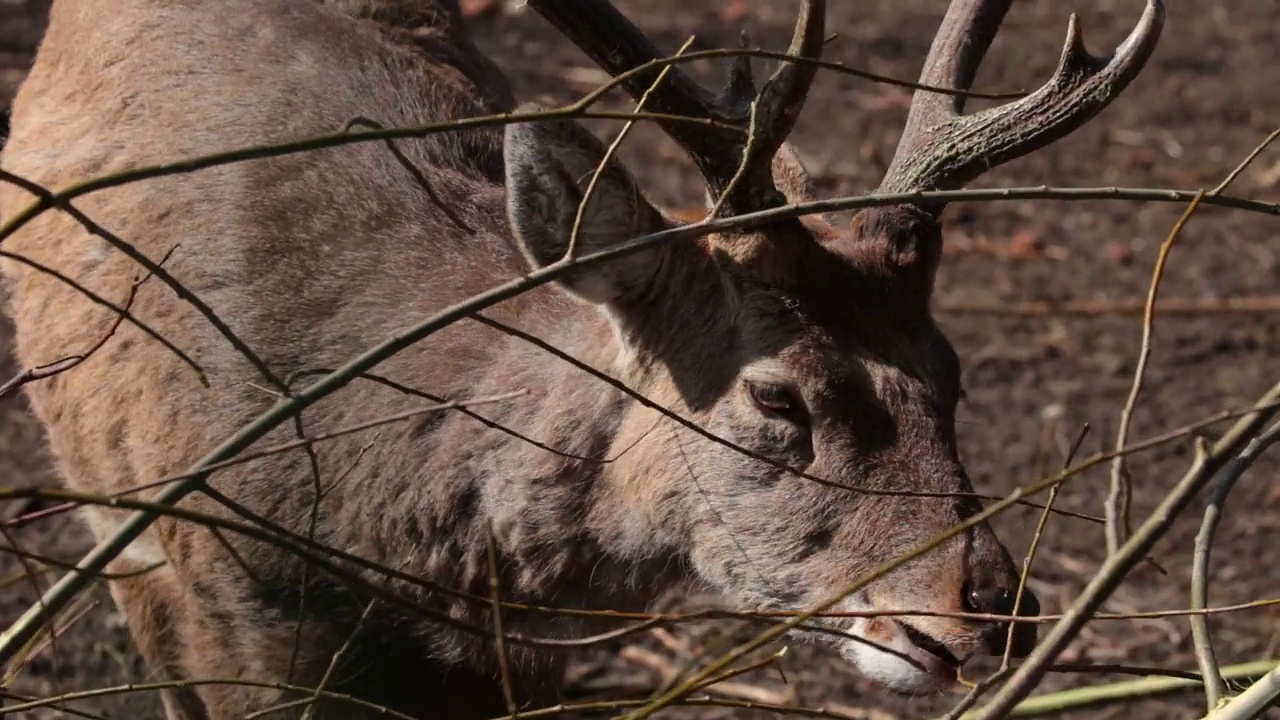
[746,381,806,423]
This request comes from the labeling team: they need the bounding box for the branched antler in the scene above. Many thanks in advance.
[878,0,1165,217]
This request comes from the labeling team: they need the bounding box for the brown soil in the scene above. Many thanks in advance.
[2,1,1279,718]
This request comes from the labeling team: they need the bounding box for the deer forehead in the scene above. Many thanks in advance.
[733,330,945,412]
[726,276,943,365]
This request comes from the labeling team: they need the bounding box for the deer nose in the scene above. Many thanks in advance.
[963,582,1041,658]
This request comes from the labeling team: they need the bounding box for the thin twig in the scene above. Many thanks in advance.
[0,49,1030,245]
[487,522,519,719]
[1106,191,1204,555]
[1210,127,1280,195]
[0,546,164,581]
[1,115,1276,255]
[566,37,694,259]
[0,170,271,389]
[1002,424,1090,671]
[1104,129,1278,558]
[0,523,61,689]
[1,593,97,689]
[286,367,652,464]
[1181,123,1280,715]
[951,426,1088,720]
[0,248,199,385]
[0,245,176,399]
[298,600,377,720]
[482,694,871,720]
[0,688,109,720]
[343,116,476,234]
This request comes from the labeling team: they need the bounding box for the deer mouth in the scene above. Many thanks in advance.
[898,623,962,683]
[834,608,970,692]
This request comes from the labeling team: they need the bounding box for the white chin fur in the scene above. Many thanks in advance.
[840,619,941,693]
[834,597,952,694]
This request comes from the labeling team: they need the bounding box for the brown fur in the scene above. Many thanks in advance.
[2,2,1041,718]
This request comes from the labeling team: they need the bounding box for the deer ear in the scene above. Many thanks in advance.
[504,111,668,305]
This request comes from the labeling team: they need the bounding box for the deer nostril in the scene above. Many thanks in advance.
[964,584,1015,616]
[965,583,1040,616]
[964,583,1041,657]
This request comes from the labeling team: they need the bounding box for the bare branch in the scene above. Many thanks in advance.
[1107,192,1205,555]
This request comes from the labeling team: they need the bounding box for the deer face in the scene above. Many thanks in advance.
[514,0,1160,692]
[662,214,1040,693]
[504,120,1036,691]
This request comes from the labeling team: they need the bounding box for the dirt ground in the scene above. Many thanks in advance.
[1,0,1279,718]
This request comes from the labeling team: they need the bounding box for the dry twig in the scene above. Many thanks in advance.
[1106,192,1204,555]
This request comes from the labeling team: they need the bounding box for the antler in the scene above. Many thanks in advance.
[527,0,826,217]
[877,0,1165,217]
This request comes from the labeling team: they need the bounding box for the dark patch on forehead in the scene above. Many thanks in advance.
[725,232,959,403]
[738,251,934,354]
[713,210,958,389]
[801,247,935,330]
[723,216,936,326]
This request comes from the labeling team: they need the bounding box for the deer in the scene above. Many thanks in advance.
[0,0,1162,718]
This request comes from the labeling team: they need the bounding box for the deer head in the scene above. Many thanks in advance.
[502,0,1162,691]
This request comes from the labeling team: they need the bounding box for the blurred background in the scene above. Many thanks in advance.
[2,0,1278,717]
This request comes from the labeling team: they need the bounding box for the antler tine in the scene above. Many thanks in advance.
[726,0,826,213]
[877,0,1165,217]
[528,0,825,217]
